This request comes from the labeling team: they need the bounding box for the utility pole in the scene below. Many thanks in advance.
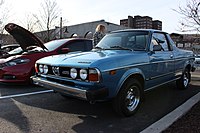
[60,17,62,39]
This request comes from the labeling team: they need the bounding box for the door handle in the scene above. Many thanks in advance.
[170,55,173,58]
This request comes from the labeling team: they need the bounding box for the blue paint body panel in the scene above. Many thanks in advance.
[33,29,195,101]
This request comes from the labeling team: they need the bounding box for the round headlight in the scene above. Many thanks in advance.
[43,65,48,74]
[80,69,88,80]
[70,68,77,79]
[39,64,44,73]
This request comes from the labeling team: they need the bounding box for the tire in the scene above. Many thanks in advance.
[112,79,143,117]
[176,68,191,90]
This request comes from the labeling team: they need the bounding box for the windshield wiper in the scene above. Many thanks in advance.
[95,46,102,49]
[110,46,133,51]
[95,46,103,49]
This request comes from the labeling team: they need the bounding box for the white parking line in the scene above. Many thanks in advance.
[0,90,54,100]
[140,92,200,133]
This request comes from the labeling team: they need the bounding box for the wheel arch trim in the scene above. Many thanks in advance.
[114,68,145,96]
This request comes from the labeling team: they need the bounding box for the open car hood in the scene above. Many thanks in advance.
[5,23,47,51]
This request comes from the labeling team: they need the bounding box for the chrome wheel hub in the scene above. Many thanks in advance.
[183,72,189,87]
[125,86,140,111]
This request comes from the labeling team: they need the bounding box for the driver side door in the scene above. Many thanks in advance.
[147,32,175,88]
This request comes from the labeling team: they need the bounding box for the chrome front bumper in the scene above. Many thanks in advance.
[31,76,109,101]
[31,76,87,100]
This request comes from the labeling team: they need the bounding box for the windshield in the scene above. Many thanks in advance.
[44,39,68,51]
[96,31,149,51]
[8,47,23,55]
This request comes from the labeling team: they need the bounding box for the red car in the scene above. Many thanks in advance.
[0,23,92,84]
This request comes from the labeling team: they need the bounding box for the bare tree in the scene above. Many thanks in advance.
[0,0,10,34]
[0,0,3,5]
[175,0,200,32]
[0,0,11,46]
[18,14,40,33]
[33,0,61,42]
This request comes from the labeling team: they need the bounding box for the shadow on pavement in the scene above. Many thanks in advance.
[10,81,200,133]
[0,98,30,132]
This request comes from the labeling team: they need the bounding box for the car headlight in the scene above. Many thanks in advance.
[80,69,88,80]
[70,68,77,79]
[38,64,49,74]
[39,64,44,73]
[43,65,48,74]
[7,58,30,66]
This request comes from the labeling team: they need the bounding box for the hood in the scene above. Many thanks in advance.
[5,23,47,51]
[37,51,109,66]
[37,50,148,71]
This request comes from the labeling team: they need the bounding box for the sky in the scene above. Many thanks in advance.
[4,0,190,34]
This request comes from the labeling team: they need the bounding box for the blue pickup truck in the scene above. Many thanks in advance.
[31,29,196,116]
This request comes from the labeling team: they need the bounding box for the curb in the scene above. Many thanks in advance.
[140,91,200,133]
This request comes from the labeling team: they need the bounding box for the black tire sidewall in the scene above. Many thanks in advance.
[113,79,143,117]
[177,68,191,90]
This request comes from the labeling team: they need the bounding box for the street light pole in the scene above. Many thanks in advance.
[60,17,62,39]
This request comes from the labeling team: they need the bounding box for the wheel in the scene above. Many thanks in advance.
[112,79,143,117]
[176,68,191,90]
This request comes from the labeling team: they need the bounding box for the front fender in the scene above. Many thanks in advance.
[184,58,194,72]
[114,68,145,96]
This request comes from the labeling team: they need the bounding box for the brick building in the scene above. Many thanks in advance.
[120,15,162,30]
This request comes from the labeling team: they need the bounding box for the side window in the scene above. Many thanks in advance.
[166,34,174,50]
[126,35,147,51]
[150,33,169,51]
[85,40,93,51]
[64,41,85,52]
[135,35,146,50]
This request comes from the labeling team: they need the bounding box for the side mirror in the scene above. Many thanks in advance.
[60,48,70,53]
[153,45,162,51]
[154,37,165,44]
[157,39,165,44]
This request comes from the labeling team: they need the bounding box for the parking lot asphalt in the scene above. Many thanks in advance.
[141,70,200,133]
[0,71,199,133]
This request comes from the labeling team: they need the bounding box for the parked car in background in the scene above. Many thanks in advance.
[195,54,200,64]
[32,29,196,116]
[0,44,20,58]
[1,44,20,53]
[0,23,92,84]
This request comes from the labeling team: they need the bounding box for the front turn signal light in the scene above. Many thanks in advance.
[89,68,100,82]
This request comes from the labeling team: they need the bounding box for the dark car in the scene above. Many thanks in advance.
[1,44,20,52]
[0,44,20,58]
[32,29,196,116]
[195,54,200,64]
[0,23,92,84]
